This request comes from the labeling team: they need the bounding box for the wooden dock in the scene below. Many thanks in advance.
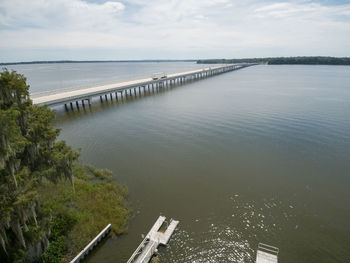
[127,216,179,263]
[70,224,111,263]
[256,243,279,263]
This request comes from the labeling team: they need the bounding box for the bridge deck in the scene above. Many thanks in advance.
[31,64,249,107]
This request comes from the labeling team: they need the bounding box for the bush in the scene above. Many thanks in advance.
[50,213,77,241]
[39,165,130,261]
[41,212,77,263]
[41,237,66,263]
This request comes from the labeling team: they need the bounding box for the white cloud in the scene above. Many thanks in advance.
[0,0,350,60]
[0,0,125,30]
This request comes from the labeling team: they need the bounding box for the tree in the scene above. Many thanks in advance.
[0,69,79,262]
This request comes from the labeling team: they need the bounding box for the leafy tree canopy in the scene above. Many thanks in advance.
[197,56,350,65]
[0,69,79,262]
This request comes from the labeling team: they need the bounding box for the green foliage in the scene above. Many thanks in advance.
[0,69,79,262]
[0,69,130,262]
[197,56,350,65]
[41,236,66,263]
[267,56,350,65]
[39,167,130,261]
[72,165,93,181]
[41,212,77,263]
[49,213,77,241]
[85,164,113,180]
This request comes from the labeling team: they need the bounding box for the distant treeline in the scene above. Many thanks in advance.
[197,57,350,65]
[0,59,196,66]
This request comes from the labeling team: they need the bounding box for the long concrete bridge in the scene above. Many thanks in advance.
[31,63,255,110]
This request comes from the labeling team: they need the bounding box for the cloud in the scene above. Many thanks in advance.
[0,0,350,61]
[0,0,125,30]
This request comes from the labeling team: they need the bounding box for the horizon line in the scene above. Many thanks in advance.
[1,56,350,66]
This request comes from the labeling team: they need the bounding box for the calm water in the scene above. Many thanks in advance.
[8,63,350,262]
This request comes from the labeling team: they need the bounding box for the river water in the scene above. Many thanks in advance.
[7,63,350,262]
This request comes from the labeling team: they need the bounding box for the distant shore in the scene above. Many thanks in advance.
[197,56,350,65]
[0,59,196,66]
[3,57,350,66]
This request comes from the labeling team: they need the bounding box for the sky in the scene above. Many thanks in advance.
[1,0,350,62]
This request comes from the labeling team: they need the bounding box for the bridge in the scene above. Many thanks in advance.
[31,63,255,110]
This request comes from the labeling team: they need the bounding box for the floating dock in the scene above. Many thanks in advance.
[127,216,179,263]
[256,243,279,263]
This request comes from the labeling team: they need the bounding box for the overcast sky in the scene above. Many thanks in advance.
[1,0,350,62]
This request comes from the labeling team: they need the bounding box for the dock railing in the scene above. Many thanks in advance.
[258,243,279,255]
[70,224,111,263]
[127,216,179,263]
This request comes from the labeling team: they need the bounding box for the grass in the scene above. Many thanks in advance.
[39,165,130,262]
[84,164,113,180]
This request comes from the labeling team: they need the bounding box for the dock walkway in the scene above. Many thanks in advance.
[256,243,279,263]
[127,216,179,263]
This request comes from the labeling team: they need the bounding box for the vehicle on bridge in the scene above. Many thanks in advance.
[152,72,167,80]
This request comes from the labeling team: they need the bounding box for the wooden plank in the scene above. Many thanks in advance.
[134,241,157,263]
[159,220,179,245]
[256,250,278,263]
[146,216,166,239]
